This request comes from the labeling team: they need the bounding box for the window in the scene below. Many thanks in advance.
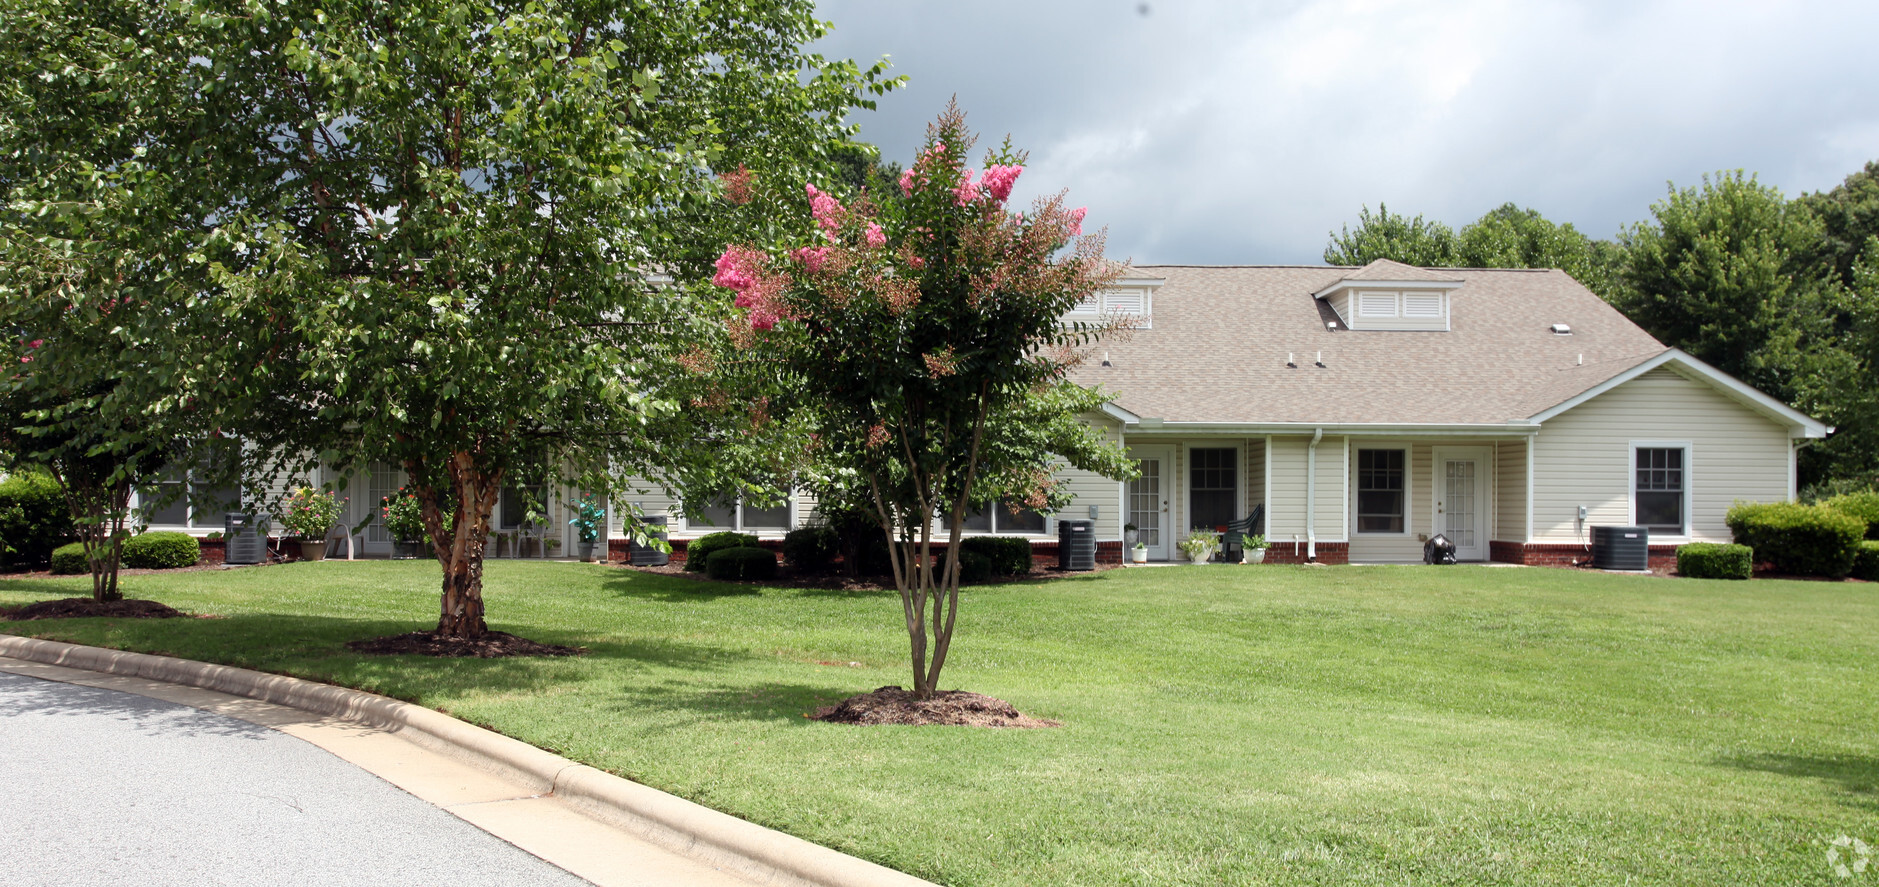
[1189,447,1238,530]
[1356,449,1406,533]
[1635,447,1685,534]
[962,501,1047,534]
[689,488,792,532]
[138,463,241,530]
[499,483,549,529]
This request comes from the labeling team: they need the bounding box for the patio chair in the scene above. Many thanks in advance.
[1220,505,1265,563]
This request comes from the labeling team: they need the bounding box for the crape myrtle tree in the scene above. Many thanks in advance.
[0,0,263,600]
[709,106,1135,699]
[190,0,895,639]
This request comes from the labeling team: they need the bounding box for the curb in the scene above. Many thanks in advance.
[0,635,935,887]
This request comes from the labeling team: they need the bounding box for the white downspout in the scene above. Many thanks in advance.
[1306,427,1323,561]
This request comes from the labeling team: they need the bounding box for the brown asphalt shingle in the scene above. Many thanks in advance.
[1074,262,1667,425]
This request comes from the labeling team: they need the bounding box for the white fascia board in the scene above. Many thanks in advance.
[1311,278,1465,300]
[1526,348,1830,438]
[1100,402,1143,424]
[1113,276,1167,288]
[1121,421,1539,437]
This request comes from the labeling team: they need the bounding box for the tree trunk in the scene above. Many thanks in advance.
[415,452,503,639]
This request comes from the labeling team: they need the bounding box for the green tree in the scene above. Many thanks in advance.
[1456,203,1621,296]
[710,105,1135,699]
[1323,203,1457,267]
[1615,171,1839,405]
[1798,160,1879,288]
[185,0,893,639]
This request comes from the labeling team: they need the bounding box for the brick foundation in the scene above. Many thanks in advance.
[1490,540,1678,570]
[198,539,226,565]
[1261,541,1349,565]
[607,536,1125,568]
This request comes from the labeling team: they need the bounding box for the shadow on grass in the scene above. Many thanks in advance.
[612,679,869,726]
[600,569,765,602]
[1717,752,1879,810]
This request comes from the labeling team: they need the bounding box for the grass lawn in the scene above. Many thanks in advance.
[3,561,1876,885]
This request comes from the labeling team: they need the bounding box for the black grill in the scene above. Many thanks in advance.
[1591,526,1649,570]
[1057,519,1096,571]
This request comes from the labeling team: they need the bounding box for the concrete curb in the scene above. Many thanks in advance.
[0,635,935,887]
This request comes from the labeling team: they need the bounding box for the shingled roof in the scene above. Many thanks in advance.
[1074,261,1669,426]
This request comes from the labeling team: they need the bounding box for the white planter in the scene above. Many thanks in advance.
[1243,548,1267,564]
[1186,548,1216,564]
[1131,547,1148,563]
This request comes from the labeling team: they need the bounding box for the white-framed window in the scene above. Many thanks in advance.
[1188,446,1240,531]
[688,489,792,532]
[498,482,549,529]
[1631,442,1690,536]
[1355,448,1408,534]
[1357,291,1399,318]
[962,501,1048,535]
[137,463,241,530]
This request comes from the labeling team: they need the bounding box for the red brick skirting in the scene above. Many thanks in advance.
[1490,540,1678,570]
[198,538,226,565]
[607,536,1124,567]
[1262,541,1349,565]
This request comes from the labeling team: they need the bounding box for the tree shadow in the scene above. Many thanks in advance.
[600,570,764,602]
[1715,751,1879,811]
[0,671,275,740]
[610,678,869,726]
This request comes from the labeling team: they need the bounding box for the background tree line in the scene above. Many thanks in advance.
[1325,162,1879,494]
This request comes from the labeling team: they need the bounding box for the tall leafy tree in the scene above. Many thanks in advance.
[1455,203,1622,296]
[187,0,894,640]
[1323,204,1457,267]
[1798,160,1879,288]
[709,106,1135,700]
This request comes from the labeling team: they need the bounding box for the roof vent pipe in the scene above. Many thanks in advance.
[1306,427,1323,561]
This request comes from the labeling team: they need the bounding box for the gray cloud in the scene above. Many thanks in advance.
[811,0,1879,264]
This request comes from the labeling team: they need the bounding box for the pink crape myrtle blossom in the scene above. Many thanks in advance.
[1068,207,1087,236]
[980,164,1022,203]
[952,169,980,206]
[718,166,754,205]
[712,244,766,292]
[806,183,844,242]
[792,245,830,273]
[865,223,886,249]
[899,169,915,196]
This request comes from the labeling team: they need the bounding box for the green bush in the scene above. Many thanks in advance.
[684,531,759,572]
[1855,541,1879,582]
[121,531,201,569]
[958,536,1032,576]
[50,542,88,575]
[1725,501,1864,578]
[704,546,776,581]
[782,526,839,573]
[957,551,992,585]
[1824,490,1879,540]
[0,471,73,566]
[1676,543,1753,580]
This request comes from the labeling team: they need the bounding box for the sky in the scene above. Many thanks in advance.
[808,0,1879,266]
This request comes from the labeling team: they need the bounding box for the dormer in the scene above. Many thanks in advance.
[1065,275,1164,329]
[1313,259,1463,331]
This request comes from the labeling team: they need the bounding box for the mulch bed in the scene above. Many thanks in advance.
[0,597,186,621]
[345,630,584,659]
[811,685,1060,728]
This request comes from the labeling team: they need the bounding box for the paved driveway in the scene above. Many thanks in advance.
[0,670,591,887]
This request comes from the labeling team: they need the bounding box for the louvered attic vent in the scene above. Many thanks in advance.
[1062,278,1163,329]
[1313,272,1463,332]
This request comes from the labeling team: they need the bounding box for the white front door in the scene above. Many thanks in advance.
[1128,447,1173,561]
[1432,447,1492,562]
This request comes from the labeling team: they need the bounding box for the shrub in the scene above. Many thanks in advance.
[1725,501,1864,578]
[704,546,776,581]
[685,531,759,571]
[121,531,201,569]
[50,542,88,575]
[1856,541,1879,582]
[1676,542,1752,580]
[957,551,992,585]
[958,536,1032,576]
[1824,490,1879,540]
[279,486,345,539]
[0,471,73,566]
[782,525,839,573]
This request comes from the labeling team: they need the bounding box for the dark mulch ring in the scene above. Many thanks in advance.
[0,597,187,621]
[345,630,584,659]
[811,685,1061,729]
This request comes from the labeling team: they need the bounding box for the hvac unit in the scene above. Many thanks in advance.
[1590,525,1649,571]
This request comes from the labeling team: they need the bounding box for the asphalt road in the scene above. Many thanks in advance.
[0,670,592,887]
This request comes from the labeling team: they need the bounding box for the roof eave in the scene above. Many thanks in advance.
[1526,349,1831,438]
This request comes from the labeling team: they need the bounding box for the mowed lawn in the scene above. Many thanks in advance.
[3,561,1876,886]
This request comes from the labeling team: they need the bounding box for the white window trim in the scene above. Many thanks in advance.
[683,490,797,534]
[957,502,1055,537]
[1628,440,1692,541]
[1357,290,1400,318]
[1351,445,1414,536]
[133,469,244,532]
[1181,442,1245,536]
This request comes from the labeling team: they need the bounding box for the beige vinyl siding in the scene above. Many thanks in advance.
[1245,438,1266,518]
[611,476,681,536]
[1055,415,1125,539]
[1347,440,1423,563]
[1531,367,1792,543]
[1496,440,1528,542]
[1264,434,1347,547]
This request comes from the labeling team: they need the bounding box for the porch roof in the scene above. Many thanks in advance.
[1073,263,1668,426]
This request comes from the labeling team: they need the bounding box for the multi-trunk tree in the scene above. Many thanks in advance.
[710,106,1134,699]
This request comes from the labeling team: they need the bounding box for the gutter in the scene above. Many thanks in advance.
[1306,426,1323,561]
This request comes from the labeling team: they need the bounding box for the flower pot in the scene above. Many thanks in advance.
[577,540,597,563]
[1187,548,1215,564]
[392,539,422,560]
[1124,529,1139,545]
[1131,546,1148,564]
[1244,548,1266,564]
[297,539,327,562]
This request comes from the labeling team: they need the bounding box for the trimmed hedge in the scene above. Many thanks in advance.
[50,542,88,575]
[1676,542,1752,580]
[0,471,73,567]
[958,536,1032,577]
[704,546,776,582]
[121,531,200,569]
[957,551,992,585]
[782,526,839,573]
[684,531,759,572]
[1856,541,1879,582]
[1725,501,1864,578]
[1824,490,1879,540]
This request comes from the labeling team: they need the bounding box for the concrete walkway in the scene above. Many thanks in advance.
[0,658,760,887]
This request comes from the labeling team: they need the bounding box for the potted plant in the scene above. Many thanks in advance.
[1124,522,1139,545]
[1241,534,1269,564]
[280,486,345,562]
[1178,529,1220,564]
[1131,541,1148,564]
[568,493,606,562]
[381,488,426,559]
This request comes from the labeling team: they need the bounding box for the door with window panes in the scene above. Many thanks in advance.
[1127,447,1172,560]
[1432,447,1491,561]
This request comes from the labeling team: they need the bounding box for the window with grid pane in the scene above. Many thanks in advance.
[1635,447,1684,533]
[1356,449,1405,533]
[1189,448,1237,530]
